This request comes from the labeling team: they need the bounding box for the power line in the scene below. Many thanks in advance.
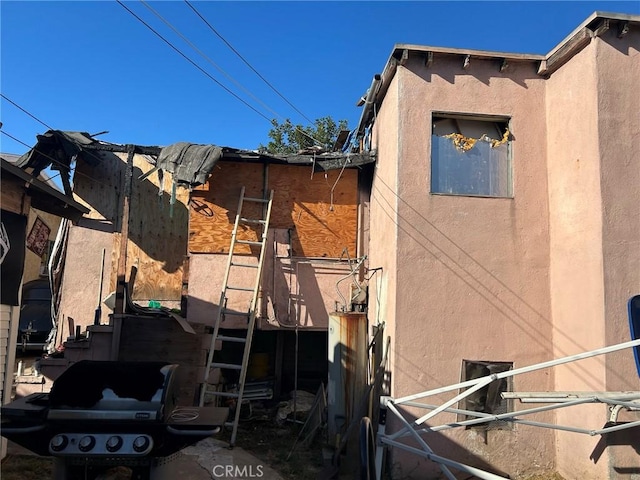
[116,0,272,124]
[1,129,72,172]
[141,1,324,148]
[1,94,53,130]
[0,129,111,188]
[140,0,281,121]
[184,0,316,126]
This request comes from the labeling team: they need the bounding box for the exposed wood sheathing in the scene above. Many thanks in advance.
[189,161,358,258]
[74,152,189,302]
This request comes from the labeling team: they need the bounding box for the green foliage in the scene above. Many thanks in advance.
[260,117,349,154]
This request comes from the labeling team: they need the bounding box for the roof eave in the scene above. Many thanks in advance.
[1,158,90,221]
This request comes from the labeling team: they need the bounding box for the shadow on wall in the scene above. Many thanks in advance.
[371,174,634,390]
[75,151,188,275]
[590,424,640,474]
[407,53,540,88]
[387,404,512,479]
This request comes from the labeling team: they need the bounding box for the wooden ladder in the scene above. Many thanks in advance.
[199,186,274,447]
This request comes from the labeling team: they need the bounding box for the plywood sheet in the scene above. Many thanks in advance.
[73,151,122,222]
[268,164,358,258]
[189,162,358,258]
[126,154,190,301]
[189,162,265,254]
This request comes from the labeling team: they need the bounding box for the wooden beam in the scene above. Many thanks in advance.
[425,51,433,68]
[592,19,610,37]
[399,49,409,66]
[83,143,161,156]
[618,21,630,38]
[114,145,135,315]
[538,27,592,76]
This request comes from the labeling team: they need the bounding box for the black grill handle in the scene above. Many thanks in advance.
[1,424,46,434]
[166,425,221,436]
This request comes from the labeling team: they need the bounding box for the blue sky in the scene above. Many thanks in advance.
[1,1,639,156]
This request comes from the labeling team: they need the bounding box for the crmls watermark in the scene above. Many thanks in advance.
[212,464,265,478]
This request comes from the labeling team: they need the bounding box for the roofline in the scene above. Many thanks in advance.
[392,44,545,62]
[355,11,640,142]
[547,11,640,58]
[1,158,90,219]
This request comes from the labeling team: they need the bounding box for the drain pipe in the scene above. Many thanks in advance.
[355,74,382,142]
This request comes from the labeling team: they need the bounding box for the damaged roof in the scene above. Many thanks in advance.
[16,130,376,192]
[1,154,90,221]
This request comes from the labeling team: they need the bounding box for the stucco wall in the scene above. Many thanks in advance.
[547,36,609,480]
[596,28,640,476]
[367,71,400,395]
[386,55,555,478]
[186,240,357,330]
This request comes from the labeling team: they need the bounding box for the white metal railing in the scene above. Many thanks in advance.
[375,338,640,480]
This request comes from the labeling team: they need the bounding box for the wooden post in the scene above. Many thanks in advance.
[114,145,135,315]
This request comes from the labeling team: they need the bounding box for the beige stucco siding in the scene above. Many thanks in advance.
[546,38,607,479]
[368,72,400,395]
[389,56,555,477]
[596,29,640,476]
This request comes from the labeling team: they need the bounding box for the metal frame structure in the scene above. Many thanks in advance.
[374,338,640,480]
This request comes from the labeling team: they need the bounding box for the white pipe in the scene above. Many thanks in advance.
[386,403,456,480]
[393,338,640,405]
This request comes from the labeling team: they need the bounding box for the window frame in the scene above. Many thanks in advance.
[459,359,514,431]
[430,112,513,199]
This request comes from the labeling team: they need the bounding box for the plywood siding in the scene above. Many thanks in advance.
[188,162,358,258]
[189,162,264,254]
[269,164,357,258]
[126,155,189,301]
[73,152,189,302]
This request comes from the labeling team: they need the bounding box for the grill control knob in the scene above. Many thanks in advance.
[106,436,123,452]
[78,435,96,452]
[133,436,150,453]
[50,435,68,452]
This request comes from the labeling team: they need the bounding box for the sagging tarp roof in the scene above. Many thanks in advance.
[17,130,376,192]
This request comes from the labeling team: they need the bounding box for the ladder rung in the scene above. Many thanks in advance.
[243,196,270,203]
[211,362,243,370]
[217,335,247,343]
[230,262,259,268]
[204,390,240,398]
[226,286,254,292]
[236,240,263,246]
[239,217,266,225]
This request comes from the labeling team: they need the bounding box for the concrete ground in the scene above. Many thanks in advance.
[6,437,284,480]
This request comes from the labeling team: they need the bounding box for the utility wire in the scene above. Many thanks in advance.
[137,1,324,148]
[0,129,111,188]
[140,0,281,121]
[0,93,108,168]
[1,94,53,130]
[116,0,272,124]
[184,0,315,126]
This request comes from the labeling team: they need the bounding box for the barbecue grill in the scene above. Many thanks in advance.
[1,360,229,480]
